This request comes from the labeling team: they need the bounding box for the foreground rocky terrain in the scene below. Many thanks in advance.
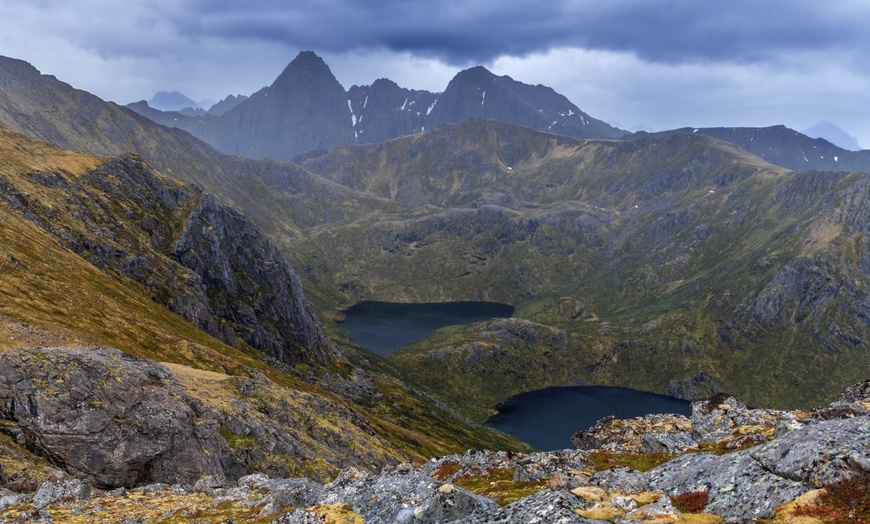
[2,358,867,523]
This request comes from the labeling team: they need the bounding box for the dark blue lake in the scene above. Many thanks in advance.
[486,386,692,451]
[340,300,514,356]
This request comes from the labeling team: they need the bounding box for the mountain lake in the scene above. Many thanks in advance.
[340,300,514,356]
[485,386,693,450]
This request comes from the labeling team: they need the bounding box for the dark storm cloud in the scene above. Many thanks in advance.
[165,0,868,65]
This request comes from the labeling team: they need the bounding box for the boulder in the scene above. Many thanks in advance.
[0,347,237,488]
[646,450,808,520]
[749,417,870,487]
[691,392,748,441]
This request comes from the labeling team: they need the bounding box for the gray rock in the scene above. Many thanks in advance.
[624,496,681,521]
[318,467,495,524]
[836,379,870,403]
[750,416,870,486]
[691,393,748,441]
[465,489,599,523]
[641,431,698,453]
[646,451,808,519]
[33,479,90,509]
[590,467,648,493]
[0,347,238,489]
[0,493,27,510]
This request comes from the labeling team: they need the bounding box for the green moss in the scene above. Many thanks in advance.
[453,468,548,506]
[219,426,259,449]
[587,451,677,473]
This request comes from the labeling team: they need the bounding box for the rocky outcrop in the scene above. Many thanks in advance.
[170,192,338,363]
[3,383,869,522]
[0,347,401,490]
[0,347,235,488]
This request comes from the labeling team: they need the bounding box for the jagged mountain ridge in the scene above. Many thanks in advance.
[127,50,625,161]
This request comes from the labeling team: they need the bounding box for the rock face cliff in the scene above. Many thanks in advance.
[0,139,337,365]
[170,191,335,363]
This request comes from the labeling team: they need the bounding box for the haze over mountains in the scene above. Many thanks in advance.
[128,51,625,161]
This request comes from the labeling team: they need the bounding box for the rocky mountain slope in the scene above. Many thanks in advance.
[127,51,625,161]
[0,124,334,365]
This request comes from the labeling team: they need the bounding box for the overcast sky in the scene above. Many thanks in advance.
[1,0,868,147]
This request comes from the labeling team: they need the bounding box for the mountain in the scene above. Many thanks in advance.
[4,51,868,420]
[426,65,623,140]
[347,78,438,143]
[130,51,626,161]
[803,120,862,151]
[148,90,199,111]
[189,51,357,160]
[0,123,335,366]
[644,125,870,172]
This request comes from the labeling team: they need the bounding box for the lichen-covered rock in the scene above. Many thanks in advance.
[749,417,870,487]
[33,479,90,509]
[590,467,648,494]
[467,489,596,523]
[641,431,698,454]
[645,450,808,520]
[314,465,496,524]
[572,413,693,453]
[691,393,748,441]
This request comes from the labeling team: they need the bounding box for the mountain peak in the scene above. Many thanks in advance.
[453,65,498,84]
[803,121,862,151]
[272,50,336,87]
[149,90,198,111]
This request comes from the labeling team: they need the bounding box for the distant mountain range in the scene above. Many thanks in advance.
[127,51,626,161]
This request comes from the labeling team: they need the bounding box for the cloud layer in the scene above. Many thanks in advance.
[1,0,868,146]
